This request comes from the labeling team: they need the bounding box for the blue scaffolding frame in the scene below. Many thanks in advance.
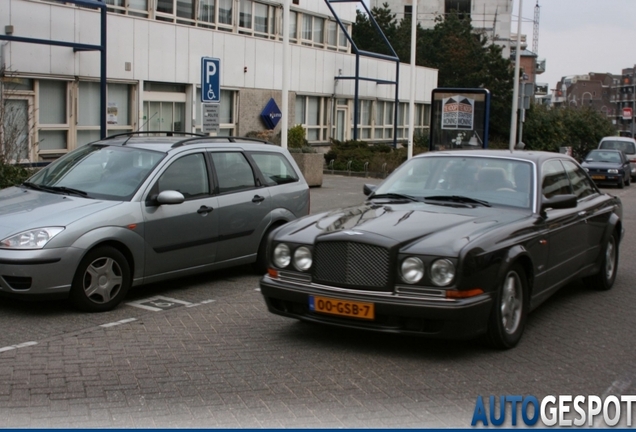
[0,0,107,138]
[323,0,400,147]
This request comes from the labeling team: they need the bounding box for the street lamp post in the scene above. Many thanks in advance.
[509,0,524,151]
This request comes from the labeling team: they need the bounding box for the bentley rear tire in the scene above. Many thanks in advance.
[484,264,529,349]
[585,231,618,291]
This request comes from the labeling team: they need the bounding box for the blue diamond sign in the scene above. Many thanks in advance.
[260,98,282,130]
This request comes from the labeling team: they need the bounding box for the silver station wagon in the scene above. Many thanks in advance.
[0,133,309,311]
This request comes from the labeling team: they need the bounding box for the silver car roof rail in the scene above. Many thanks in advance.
[171,136,272,148]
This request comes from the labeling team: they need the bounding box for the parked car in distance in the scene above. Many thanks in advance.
[581,149,631,188]
[260,150,623,349]
[598,136,636,180]
[0,132,309,311]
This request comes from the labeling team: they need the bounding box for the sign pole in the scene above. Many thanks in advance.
[407,0,417,159]
[509,0,523,151]
[281,0,290,149]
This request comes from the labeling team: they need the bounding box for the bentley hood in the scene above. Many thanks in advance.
[276,201,532,256]
[0,187,122,239]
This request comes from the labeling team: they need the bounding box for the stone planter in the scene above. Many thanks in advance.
[291,153,323,187]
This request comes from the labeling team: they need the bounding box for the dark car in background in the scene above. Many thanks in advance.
[260,150,623,349]
[581,149,631,188]
[0,133,309,312]
[598,136,636,180]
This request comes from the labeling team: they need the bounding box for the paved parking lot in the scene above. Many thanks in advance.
[0,174,635,427]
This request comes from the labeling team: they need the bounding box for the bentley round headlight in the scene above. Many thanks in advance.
[400,257,424,284]
[430,259,455,286]
[273,243,291,268]
[293,246,313,271]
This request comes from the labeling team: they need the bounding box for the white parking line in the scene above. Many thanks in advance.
[100,318,138,328]
[126,295,193,311]
[0,341,37,353]
[186,299,215,307]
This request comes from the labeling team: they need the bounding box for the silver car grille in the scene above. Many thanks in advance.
[313,241,390,289]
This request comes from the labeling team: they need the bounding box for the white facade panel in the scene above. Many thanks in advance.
[243,37,256,89]
[175,26,190,84]
[148,22,176,82]
[132,19,150,81]
[105,17,135,80]
[253,39,276,90]
[220,34,245,88]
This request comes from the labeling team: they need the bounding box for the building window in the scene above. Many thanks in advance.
[445,0,471,17]
[238,0,276,38]
[374,100,394,140]
[295,95,327,142]
[404,5,412,16]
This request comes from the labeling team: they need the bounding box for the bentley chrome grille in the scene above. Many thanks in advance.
[313,241,390,289]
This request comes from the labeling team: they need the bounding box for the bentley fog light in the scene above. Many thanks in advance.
[273,243,291,268]
[400,257,424,284]
[0,227,65,249]
[293,246,313,271]
[430,259,455,286]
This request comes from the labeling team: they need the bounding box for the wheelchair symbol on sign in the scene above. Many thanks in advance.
[207,85,216,101]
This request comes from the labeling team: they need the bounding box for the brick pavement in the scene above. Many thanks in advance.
[0,175,634,427]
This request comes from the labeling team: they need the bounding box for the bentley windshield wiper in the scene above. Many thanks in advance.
[369,192,420,202]
[425,195,491,207]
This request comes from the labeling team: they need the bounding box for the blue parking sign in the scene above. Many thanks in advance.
[201,57,220,103]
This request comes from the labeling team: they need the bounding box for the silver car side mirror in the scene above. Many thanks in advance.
[156,190,185,205]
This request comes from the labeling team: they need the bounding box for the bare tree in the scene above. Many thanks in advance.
[0,64,36,186]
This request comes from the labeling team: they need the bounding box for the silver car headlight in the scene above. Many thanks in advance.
[293,246,313,271]
[0,227,65,250]
[608,169,619,174]
[430,259,455,286]
[400,257,424,284]
[273,243,291,268]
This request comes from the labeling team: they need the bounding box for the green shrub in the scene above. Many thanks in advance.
[325,139,409,173]
[287,125,308,149]
[0,163,30,189]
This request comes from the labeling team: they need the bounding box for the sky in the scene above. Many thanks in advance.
[515,0,636,89]
[361,0,636,90]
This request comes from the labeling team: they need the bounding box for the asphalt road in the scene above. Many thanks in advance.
[0,174,634,427]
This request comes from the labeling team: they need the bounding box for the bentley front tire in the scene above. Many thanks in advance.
[485,264,529,349]
[70,246,131,312]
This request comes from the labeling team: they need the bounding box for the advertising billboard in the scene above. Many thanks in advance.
[429,88,491,151]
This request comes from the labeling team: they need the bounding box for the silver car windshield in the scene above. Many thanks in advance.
[373,156,533,210]
[26,145,166,200]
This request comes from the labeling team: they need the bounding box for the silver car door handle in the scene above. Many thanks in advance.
[252,195,265,203]
[197,205,214,214]
[578,211,587,217]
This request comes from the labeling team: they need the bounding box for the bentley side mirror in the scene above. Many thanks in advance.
[540,194,577,213]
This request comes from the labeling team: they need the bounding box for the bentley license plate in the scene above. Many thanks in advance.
[309,295,375,320]
[592,175,605,180]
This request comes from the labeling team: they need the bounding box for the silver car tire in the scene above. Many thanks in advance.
[485,263,529,350]
[70,246,131,312]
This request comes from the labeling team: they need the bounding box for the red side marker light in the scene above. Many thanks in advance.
[127,224,137,230]
[446,288,484,299]
[267,268,279,278]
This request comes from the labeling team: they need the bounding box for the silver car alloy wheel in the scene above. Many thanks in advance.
[605,236,616,281]
[501,270,523,335]
[82,257,123,304]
